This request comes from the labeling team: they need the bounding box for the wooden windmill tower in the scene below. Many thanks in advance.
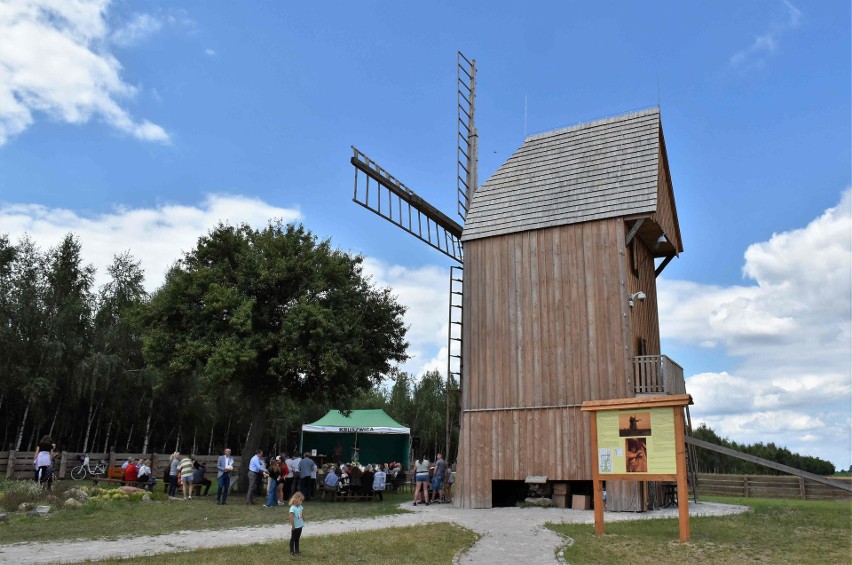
[351,55,689,510]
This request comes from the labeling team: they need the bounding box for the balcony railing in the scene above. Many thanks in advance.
[632,355,685,395]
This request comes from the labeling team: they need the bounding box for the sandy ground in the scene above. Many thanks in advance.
[0,501,749,564]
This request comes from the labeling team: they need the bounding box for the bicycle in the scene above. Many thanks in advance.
[70,454,108,480]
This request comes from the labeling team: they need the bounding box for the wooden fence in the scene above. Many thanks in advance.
[1,451,243,481]
[698,473,852,501]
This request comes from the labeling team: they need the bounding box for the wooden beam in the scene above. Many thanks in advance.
[685,436,852,493]
[625,218,645,247]
[582,394,693,412]
[655,254,675,277]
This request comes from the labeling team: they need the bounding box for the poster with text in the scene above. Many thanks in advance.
[596,407,676,474]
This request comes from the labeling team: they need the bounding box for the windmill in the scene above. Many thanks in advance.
[349,53,477,461]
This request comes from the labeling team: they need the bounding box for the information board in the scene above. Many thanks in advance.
[594,407,676,475]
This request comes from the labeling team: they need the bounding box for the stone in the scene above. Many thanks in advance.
[17,503,30,512]
[120,486,144,494]
[141,493,152,503]
[524,497,553,508]
[64,498,83,509]
[0,513,8,522]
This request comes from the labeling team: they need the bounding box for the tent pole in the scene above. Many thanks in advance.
[299,427,304,455]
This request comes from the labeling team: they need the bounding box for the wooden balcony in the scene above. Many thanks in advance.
[632,355,685,395]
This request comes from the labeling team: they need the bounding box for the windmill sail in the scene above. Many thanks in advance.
[351,146,463,263]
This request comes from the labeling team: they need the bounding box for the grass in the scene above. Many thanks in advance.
[94,523,479,564]
[0,480,412,544]
[548,496,852,565]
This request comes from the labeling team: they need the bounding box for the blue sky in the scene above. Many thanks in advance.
[1,1,849,469]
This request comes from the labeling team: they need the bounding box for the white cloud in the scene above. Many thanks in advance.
[662,189,852,468]
[361,258,452,379]
[0,195,301,291]
[0,0,169,144]
[205,49,216,57]
[110,12,163,47]
[730,1,802,69]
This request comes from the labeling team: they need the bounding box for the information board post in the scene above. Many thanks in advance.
[581,394,693,542]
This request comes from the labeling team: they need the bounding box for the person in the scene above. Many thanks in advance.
[137,459,152,488]
[288,491,305,557]
[265,458,281,507]
[361,464,374,496]
[290,452,302,496]
[444,463,455,503]
[178,454,194,499]
[193,460,211,496]
[283,453,296,497]
[430,453,446,503]
[391,464,406,494]
[413,454,430,506]
[123,459,139,484]
[372,464,386,501]
[168,452,181,497]
[337,465,351,495]
[298,452,315,499]
[276,453,289,504]
[349,464,362,491]
[217,448,234,505]
[324,466,339,488]
[33,436,54,489]
[247,449,267,504]
[333,441,343,464]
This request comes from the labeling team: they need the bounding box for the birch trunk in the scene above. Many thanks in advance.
[47,401,60,438]
[124,423,134,452]
[141,397,153,454]
[13,401,30,451]
[81,396,96,453]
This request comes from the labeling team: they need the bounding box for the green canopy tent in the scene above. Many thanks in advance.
[300,409,410,465]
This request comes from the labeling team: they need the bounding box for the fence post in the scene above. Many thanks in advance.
[799,477,806,500]
[58,451,68,479]
[743,476,749,497]
[6,450,15,479]
[108,447,116,469]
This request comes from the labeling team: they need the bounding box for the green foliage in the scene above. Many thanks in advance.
[692,423,835,475]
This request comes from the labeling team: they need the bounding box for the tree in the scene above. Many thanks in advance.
[141,222,408,490]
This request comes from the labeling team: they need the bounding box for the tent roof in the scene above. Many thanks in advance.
[302,409,410,434]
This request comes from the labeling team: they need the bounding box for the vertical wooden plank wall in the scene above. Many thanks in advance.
[458,219,635,508]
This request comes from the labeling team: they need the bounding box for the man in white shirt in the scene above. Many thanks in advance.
[290,454,302,496]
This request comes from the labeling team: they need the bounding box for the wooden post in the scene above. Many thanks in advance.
[799,477,806,500]
[589,413,605,535]
[108,447,116,469]
[744,476,749,498]
[6,450,15,479]
[58,451,68,479]
[673,406,690,542]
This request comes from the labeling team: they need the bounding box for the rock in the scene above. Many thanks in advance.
[45,494,59,502]
[64,498,83,509]
[0,513,8,522]
[120,486,144,494]
[525,497,553,508]
[17,503,30,512]
[141,493,152,503]
[26,510,40,518]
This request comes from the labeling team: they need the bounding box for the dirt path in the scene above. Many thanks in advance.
[0,501,748,564]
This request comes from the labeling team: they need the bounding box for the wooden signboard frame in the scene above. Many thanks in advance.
[581,394,693,542]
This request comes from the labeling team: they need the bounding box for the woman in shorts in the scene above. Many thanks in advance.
[412,454,430,506]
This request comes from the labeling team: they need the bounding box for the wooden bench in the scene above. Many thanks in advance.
[322,486,382,502]
[92,467,155,491]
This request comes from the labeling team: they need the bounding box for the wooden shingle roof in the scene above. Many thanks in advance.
[461,108,662,242]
